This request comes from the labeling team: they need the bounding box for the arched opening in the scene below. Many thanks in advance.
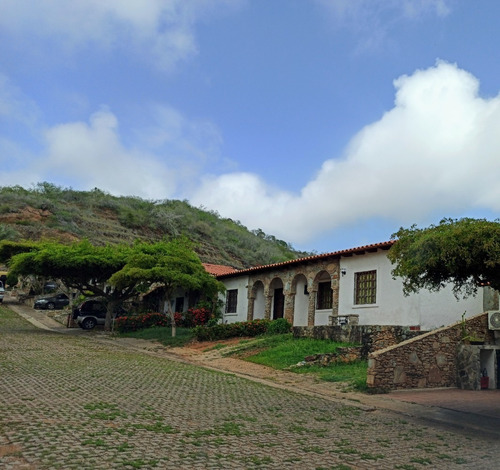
[270,278,284,320]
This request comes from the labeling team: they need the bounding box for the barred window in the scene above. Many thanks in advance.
[355,270,377,305]
[316,281,332,310]
[225,289,238,313]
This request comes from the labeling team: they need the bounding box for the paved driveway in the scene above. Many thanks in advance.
[1,303,499,469]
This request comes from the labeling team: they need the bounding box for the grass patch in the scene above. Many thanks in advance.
[118,326,194,347]
[226,333,367,388]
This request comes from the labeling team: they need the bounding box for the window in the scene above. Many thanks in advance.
[316,281,332,310]
[355,270,377,305]
[225,289,238,313]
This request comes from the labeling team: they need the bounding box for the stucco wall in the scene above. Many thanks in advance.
[220,276,249,324]
[367,312,497,391]
[339,251,485,330]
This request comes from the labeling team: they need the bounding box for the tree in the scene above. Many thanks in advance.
[0,240,38,262]
[5,240,137,329]
[388,218,500,297]
[110,238,224,337]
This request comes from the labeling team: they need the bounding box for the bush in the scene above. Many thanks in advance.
[266,318,291,335]
[115,312,169,333]
[193,319,272,341]
[174,307,212,328]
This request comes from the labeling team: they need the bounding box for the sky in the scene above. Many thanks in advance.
[1,0,500,254]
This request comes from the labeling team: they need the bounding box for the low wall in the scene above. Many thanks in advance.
[366,312,496,391]
[293,325,422,358]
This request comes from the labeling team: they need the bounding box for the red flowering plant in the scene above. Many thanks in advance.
[173,307,212,328]
[193,319,272,341]
[115,312,169,333]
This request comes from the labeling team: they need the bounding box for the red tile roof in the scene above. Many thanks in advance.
[213,240,396,278]
[203,263,240,276]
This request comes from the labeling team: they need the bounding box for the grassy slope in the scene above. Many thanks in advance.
[0,183,310,268]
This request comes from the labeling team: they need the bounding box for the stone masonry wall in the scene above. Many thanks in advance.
[366,312,496,391]
[293,325,422,359]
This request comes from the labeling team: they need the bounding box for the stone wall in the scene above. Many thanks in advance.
[246,258,340,325]
[293,325,422,359]
[366,312,497,391]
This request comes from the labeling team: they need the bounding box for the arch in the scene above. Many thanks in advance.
[291,273,308,326]
[269,277,285,320]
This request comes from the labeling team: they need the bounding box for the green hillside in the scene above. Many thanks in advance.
[0,183,309,269]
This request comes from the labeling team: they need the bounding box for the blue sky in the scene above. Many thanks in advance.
[1,0,500,254]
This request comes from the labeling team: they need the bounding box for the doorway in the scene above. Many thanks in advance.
[273,288,284,319]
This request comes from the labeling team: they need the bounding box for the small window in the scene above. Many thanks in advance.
[316,281,332,310]
[355,270,377,305]
[225,289,238,313]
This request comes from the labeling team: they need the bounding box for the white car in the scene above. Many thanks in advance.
[0,281,5,303]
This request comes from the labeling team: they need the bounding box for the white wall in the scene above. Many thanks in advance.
[338,250,484,330]
[220,276,248,324]
[293,277,309,326]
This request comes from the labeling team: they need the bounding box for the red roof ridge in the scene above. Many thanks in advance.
[214,240,395,278]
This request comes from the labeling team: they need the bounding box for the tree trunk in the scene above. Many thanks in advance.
[166,296,176,338]
[105,299,118,331]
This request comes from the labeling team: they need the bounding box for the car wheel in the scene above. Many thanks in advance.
[81,317,97,330]
[47,302,55,310]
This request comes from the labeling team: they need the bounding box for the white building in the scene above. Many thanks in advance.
[212,241,496,331]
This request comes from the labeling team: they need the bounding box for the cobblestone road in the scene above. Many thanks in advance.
[1,306,499,469]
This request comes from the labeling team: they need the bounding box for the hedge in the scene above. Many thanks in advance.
[192,319,275,341]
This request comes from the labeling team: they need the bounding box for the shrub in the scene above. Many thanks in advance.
[174,307,212,328]
[193,319,271,341]
[266,318,291,335]
[115,312,169,333]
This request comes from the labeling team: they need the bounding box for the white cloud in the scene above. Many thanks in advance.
[0,0,244,71]
[315,0,452,20]
[314,0,452,51]
[190,61,500,244]
[0,74,39,125]
[41,109,177,199]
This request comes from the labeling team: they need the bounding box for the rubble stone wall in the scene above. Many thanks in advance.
[366,312,496,391]
[293,325,422,358]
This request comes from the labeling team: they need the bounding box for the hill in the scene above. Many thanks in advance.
[0,183,310,269]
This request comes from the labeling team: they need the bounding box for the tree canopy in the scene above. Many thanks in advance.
[2,237,223,331]
[110,238,224,336]
[388,218,500,297]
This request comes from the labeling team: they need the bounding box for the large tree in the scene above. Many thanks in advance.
[110,238,224,337]
[388,218,500,297]
[4,240,138,329]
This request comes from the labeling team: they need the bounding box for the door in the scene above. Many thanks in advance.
[273,288,284,319]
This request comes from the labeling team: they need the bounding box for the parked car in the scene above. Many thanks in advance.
[73,299,127,330]
[33,293,69,310]
[0,281,4,303]
[43,281,58,293]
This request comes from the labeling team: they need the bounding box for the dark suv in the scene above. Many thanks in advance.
[73,299,127,330]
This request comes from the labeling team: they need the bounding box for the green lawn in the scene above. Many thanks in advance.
[224,334,368,390]
[118,326,194,347]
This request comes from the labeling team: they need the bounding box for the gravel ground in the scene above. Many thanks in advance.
[1,303,499,469]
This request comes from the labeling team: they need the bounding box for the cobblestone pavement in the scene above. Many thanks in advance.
[1,304,499,469]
